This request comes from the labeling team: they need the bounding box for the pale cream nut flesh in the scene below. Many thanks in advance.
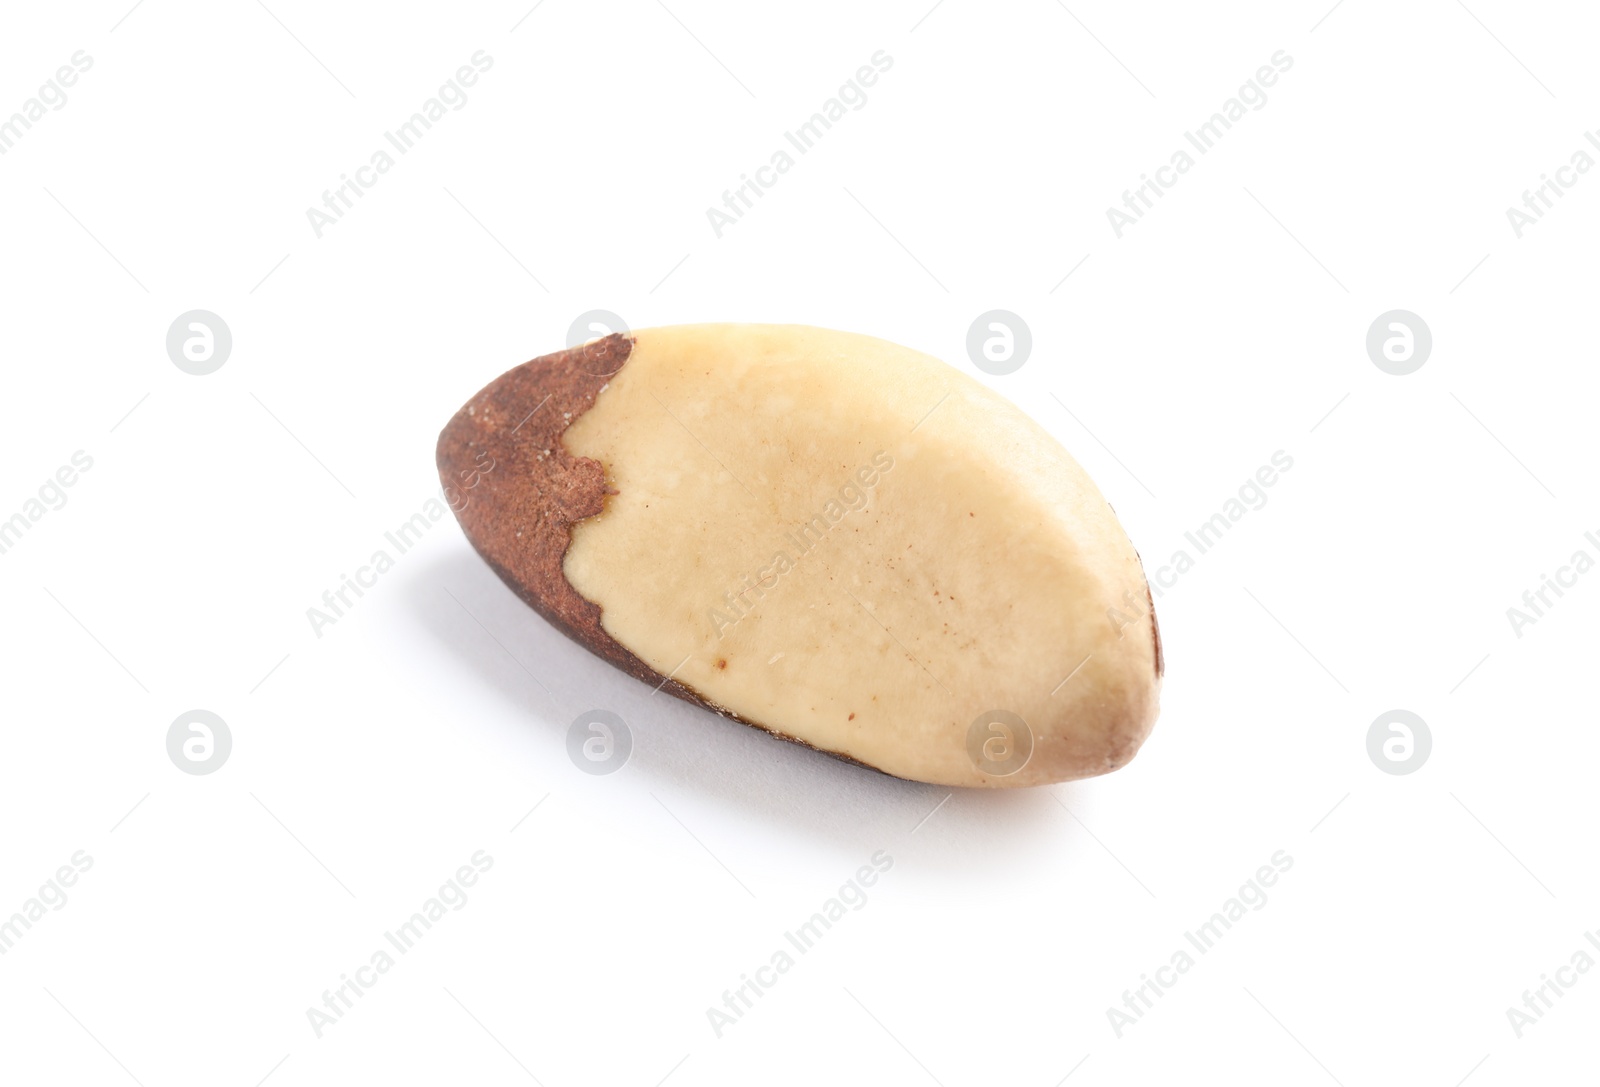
[548,324,1163,788]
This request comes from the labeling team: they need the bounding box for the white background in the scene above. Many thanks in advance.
[1,1,1596,1084]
